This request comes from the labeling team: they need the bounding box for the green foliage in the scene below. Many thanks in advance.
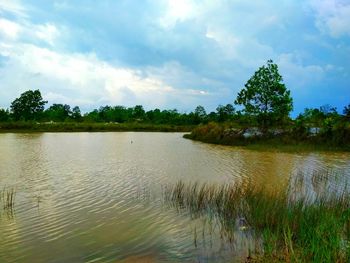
[44,103,71,122]
[344,104,350,120]
[193,105,207,124]
[235,60,293,129]
[10,90,47,121]
[0,108,10,122]
[216,104,235,122]
[71,106,82,121]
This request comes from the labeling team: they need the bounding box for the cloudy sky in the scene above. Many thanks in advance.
[0,0,349,115]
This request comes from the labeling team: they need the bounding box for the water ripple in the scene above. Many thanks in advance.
[1,132,350,262]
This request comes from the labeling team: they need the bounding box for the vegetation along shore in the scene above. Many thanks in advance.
[164,170,350,262]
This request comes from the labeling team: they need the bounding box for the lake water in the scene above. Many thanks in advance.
[1,132,350,262]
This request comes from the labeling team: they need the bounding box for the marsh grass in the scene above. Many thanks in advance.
[1,187,16,210]
[164,172,350,262]
[0,187,16,219]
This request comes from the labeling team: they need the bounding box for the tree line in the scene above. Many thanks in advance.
[0,89,239,125]
[0,60,349,130]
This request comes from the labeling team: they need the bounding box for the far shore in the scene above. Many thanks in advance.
[0,122,194,133]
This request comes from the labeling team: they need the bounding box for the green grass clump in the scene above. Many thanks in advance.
[164,174,350,262]
[1,187,16,210]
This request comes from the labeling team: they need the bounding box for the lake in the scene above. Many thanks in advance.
[1,132,349,262]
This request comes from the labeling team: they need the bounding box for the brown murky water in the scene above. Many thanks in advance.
[0,132,349,262]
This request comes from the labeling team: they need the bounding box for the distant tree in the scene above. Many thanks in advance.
[85,109,100,122]
[216,104,235,122]
[71,106,82,121]
[10,90,47,121]
[146,109,161,123]
[194,105,207,124]
[320,104,338,117]
[234,60,293,130]
[299,108,325,127]
[45,104,71,121]
[194,105,207,118]
[132,105,145,120]
[343,104,350,120]
[207,111,217,122]
[98,105,112,122]
[0,108,10,122]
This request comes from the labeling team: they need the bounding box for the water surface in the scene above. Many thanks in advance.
[0,132,349,262]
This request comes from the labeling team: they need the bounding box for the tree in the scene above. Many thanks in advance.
[0,108,10,122]
[234,60,293,130]
[45,103,71,121]
[216,104,235,122]
[343,104,350,120]
[10,90,47,121]
[132,105,145,120]
[71,106,82,121]
[194,105,207,124]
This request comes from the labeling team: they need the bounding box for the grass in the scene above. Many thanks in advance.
[164,172,350,262]
[1,187,16,211]
[0,122,194,133]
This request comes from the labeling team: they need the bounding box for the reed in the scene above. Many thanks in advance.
[164,172,350,262]
[1,187,16,210]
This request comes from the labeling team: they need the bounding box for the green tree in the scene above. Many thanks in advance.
[234,60,293,130]
[0,108,10,122]
[132,105,145,120]
[343,104,350,120]
[45,103,71,121]
[71,106,82,121]
[194,105,207,124]
[216,104,235,122]
[10,90,47,121]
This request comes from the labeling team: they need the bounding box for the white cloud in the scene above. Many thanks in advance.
[277,53,325,90]
[159,0,198,29]
[0,18,22,39]
[310,0,350,37]
[0,43,209,110]
[0,18,61,47]
[0,0,27,18]
[34,23,60,46]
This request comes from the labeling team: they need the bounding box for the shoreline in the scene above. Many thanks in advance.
[183,133,350,153]
[0,122,194,133]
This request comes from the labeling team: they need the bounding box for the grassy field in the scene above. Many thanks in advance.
[0,122,193,133]
[164,172,350,262]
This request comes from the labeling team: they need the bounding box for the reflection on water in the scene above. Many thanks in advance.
[0,132,349,262]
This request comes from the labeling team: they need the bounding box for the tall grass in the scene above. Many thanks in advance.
[164,173,350,262]
[0,187,16,219]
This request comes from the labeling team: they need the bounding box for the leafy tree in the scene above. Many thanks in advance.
[0,108,10,122]
[132,105,145,120]
[10,90,47,121]
[71,106,82,121]
[299,108,324,127]
[45,103,71,121]
[194,105,207,124]
[320,104,337,116]
[216,104,235,122]
[343,104,350,120]
[234,60,293,130]
[85,109,100,122]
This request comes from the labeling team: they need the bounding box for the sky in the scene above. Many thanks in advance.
[0,0,349,115]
